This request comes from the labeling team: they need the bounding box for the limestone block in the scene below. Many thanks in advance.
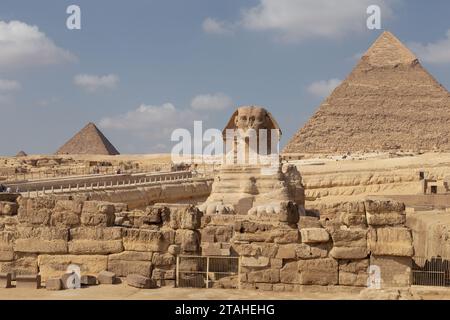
[330,247,368,259]
[297,258,338,285]
[81,275,97,285]
[280,261,299,284]
[365,199,406,226]
[45,278,62,291]
[201,225,234,243]
[370,255,412,287]
[17,198,55,225]
[338,259,369,287]
[175,229,200,253]
[247,269,280,284]
[0,201,18,216]
[232,243,278,258]
[278,201,299,224]
[14,226,68,254]
[0,256,38,277]
[272,228,300,244]
[55,200,83,214]
[152,268,175,280]
[298,216,322,229]
[276,244,296,259]
[295,243,329,259]
[37,255,107,281]
[127,274,157,289]
[168,244,180,255]
[201,242,230,256]
[98,271,116,284]
[68,227,123,254]
[80,201,115,227]
[300,228,330,243]
[330,228,367,247]
[123,228,170,252]
[234,220,274,233]
[339,203,367,227]
[107,251,153,277]
[180,205,202,230]
[241,256,270,268]
[152,253,176,267]
[368,227,413,256]
[0,231,14,262]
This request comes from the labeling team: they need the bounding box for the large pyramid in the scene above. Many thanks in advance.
[56,122,120,155]
[284,31,450,154]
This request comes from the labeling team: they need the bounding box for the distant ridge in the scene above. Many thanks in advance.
[284,31,450,154]
[56,122,120,155]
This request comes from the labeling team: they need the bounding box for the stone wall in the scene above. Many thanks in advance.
[0,196,413,290]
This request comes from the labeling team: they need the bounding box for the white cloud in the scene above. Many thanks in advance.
[409,29,450,64]
[0,79,20,91]
[74,74,119,92]
[202,18,234,35]
[307,78,341,98]
[0,20,76,69]
[207,0,396,42]
[191,92,233,111]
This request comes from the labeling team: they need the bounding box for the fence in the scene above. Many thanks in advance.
[176,255,240,289]
[13,171,195,198]
[412,256,450,287]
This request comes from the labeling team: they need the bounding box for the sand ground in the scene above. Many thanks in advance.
[0,283,450,300]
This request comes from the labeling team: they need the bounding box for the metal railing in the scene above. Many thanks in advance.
[176,255,240,289]
[412,256,450,287]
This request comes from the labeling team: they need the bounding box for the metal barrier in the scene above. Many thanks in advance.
[176,255,240,289]
[412,256,450,287]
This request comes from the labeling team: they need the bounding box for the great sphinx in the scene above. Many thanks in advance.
[198,105,305,216]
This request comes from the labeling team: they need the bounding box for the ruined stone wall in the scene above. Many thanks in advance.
[0,196,413,290]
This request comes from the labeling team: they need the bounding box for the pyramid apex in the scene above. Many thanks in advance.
[362,31,417,67]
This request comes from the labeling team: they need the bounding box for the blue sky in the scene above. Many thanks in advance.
[1,0,450,155]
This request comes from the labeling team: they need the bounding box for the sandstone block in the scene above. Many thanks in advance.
[46,278,62,291]
[127,274,157,289]
[98,271,116,284]
[368,227,413,256]
[300,228,330,243]
[297,258,338,285]
[37,255,107,281]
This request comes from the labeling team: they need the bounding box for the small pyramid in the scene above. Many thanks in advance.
[16,150,27,157]
[56,122,120,155]
[284,31,450,154]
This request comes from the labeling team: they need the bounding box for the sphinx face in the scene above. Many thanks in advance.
[234,107,268,132]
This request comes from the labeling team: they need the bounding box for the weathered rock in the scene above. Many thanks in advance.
[298,216,322,228]
[297,258,338,285]
[68,227,123,254]
[80,201,115,227]
[295,243,329,259]
[280,261,299,284]
[127,274,157,289]
[330,246,368,259]
[107,251,153,277]
[278,201,299,224]
[152,253,176,267]
[365,199,406,226]
[368,227,413,256]
[241,256,270,268]
[0,231,14,262]
[0,256,38,276]
[17,198,55,225]
[272,228,300,244]
[38,255,107,281]
[330,228,367,247]
[168,244,180,256]
[300,228,330,243]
